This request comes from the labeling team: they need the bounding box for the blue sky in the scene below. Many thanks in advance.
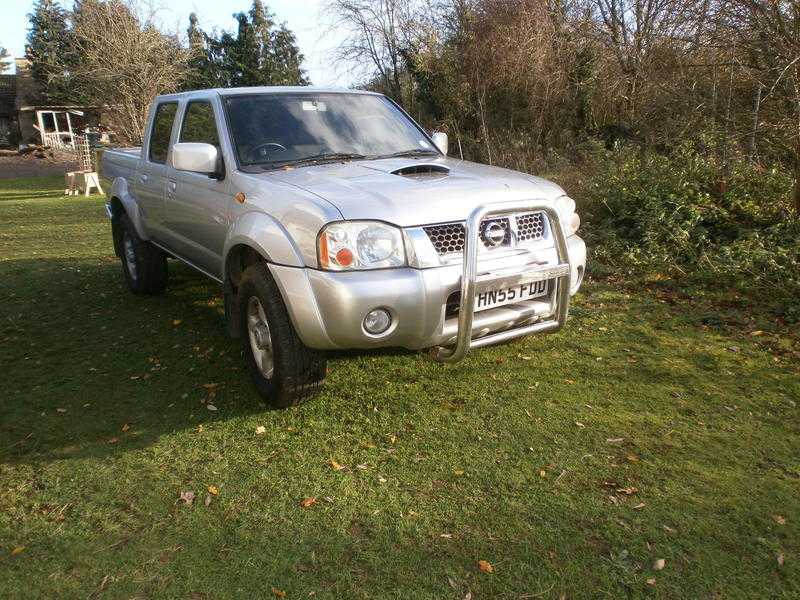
[0,0,357,87]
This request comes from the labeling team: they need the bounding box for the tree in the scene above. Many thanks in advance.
[184,13,224,89]
[25,0,80,103]
[270,24,306,85]
[326,0,415,103]
[72,0,190,144]
[0,46,12,73]
[725,0,800,215]
[182,1,308,90]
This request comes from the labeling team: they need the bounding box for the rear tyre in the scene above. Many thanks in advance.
[119,214,168,295]
[238,261,326,408]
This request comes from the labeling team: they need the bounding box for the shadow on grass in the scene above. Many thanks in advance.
[0,256,267,466]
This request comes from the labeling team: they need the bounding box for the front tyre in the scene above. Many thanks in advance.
[118,214,168,295]
[238,262,326,408]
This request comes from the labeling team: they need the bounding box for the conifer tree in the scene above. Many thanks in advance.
[25,0,81,103]
[0,46,12,74]
[182,1,308,90]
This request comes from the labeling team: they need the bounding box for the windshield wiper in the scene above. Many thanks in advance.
[372,149,440,159]
[261,152,367,170]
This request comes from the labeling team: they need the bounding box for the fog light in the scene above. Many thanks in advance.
[363,308,391,335]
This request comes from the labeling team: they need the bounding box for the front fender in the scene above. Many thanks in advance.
[109,177,149,241]
[223,211,306,279]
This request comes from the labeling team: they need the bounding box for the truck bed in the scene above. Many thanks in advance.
[102,147,141,182]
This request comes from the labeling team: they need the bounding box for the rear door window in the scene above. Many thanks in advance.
[148,102,178,164]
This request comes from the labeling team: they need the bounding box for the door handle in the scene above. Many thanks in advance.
[167,181,177,193]
[139,174,149,184]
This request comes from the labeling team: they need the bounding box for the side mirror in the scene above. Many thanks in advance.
[172,142,219,175]
[431,132,449,155]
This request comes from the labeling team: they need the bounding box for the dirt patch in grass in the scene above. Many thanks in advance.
[0,151,79,179]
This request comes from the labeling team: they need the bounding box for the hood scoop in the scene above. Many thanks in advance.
[390,163,450,179]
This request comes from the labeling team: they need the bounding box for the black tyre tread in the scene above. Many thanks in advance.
[120,214,168,295]
[239,261,326,408]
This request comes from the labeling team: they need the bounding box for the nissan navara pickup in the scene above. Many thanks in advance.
[102,87,586,407]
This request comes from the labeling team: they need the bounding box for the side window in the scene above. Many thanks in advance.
[179,101,220,147]
[148,102,178,164]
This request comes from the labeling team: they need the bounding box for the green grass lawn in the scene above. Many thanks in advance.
[1,176,798,599]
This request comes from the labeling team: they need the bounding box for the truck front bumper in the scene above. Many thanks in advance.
[269,226,586,354]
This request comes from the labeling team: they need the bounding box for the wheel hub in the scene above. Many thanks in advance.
[247,296,274,378]
[253,323,271,349]
[123,234,138,280]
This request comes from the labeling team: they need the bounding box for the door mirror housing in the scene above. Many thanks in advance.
[431,132,449,155]
[172,142,219,175]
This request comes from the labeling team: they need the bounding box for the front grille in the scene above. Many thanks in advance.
[423,222,466,254]
[424,211,548,255]
[515,212,546,242]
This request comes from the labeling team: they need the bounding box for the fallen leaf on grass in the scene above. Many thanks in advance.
[606,438,624,444]
[202,383,218,390]
[108,437,120,444]
[204,495,212,507]
[617,486,639,495]
[56,408,67,413]
[172,320,182,326]
[773,515,786,525]
[777,553,785,567]
[575,421,585,428]
[453,469,465,476]
[207,485,219,496]
[11,546,25,555]
[255,425,266,435]
[271,587,286,598]
[121,423,130,432]
[653,558,666,571]
[477,560,494,573]
[329,459,346,471]
[300,497,317,508]
[750,330,764,337]
[633,502,646,509]
[178,491,195,506]
[206,404,218,412]
[646,578,656,586]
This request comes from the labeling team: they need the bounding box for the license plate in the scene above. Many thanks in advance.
[475,279,549,312]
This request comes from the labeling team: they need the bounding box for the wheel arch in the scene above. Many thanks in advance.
[109,176,149,245]
[222,211,306,280]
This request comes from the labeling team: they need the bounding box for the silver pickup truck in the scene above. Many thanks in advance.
[103,87,586,407]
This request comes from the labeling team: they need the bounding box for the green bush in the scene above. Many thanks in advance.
[576,143,800,315]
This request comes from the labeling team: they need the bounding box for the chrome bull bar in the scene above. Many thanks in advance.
[431,201,572,363]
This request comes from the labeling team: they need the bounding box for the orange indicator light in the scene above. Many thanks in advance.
[335,248,354,267]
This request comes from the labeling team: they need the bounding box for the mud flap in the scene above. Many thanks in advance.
[224,279,241,338]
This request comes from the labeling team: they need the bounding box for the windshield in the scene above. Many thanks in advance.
[224,93,438,169]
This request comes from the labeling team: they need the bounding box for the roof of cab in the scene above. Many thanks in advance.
[155,86,381,101]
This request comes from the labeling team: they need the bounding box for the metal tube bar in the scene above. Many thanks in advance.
[432,200,572,363]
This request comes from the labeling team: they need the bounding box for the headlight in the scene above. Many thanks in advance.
[555,195,580,235]
[318,221,407,270]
